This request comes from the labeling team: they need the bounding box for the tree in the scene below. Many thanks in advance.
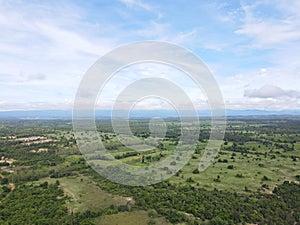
[262,175,270,181]
[214,175,221,182]
[1,177,8,185]
[186,177,194,182]
[192,168,200,174]
[227,165,234,169]
[2,185,10,193]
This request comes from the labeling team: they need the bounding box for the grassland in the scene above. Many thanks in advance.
[34,173,172,224]
[94,210,171,225]
[91,118,300,193]
[34,174,129,213]
[170,144,300,192]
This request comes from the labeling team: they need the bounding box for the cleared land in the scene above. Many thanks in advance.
[35,174,130,212]
[93,210,171,225]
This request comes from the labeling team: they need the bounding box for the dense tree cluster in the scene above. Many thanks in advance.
[90,169,300,225]
[0,182,94,224]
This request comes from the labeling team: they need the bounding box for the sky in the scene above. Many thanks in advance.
[0,0,299,111]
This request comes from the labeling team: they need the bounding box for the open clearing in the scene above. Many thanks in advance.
[36,174,129,212]
[93,210,171,225]
[170,142,300,192]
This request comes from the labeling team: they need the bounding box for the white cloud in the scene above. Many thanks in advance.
[235,1,300,48]
[235,20,300,47]
[224,97,300,111]
[244,85,300,98]
[202,42,226,52]
[0,1,119,109]
[214,0,300,110]
[135,21,198,46]
[216,66,300,110]
[0,100,74,111]
[95,63,208,110]
[118,0,153,12]
[0,0,299,111]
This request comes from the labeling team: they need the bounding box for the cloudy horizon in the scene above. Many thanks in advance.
[0,0,299,111]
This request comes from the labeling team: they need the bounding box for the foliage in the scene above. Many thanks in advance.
[0,182,94,224]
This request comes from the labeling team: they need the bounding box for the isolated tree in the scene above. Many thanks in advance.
[192,168,200,174]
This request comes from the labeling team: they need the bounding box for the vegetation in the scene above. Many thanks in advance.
[0,182,94,224]
[0,116,299,224]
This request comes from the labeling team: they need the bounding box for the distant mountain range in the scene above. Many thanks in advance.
[0,109,299,119]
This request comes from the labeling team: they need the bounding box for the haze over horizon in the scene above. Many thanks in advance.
[0,0,299,111]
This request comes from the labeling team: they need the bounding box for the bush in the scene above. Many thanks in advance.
[213,175,221,182]
[0,162,9,167]
[262,176,270,181]
[192,155,198,159]
[170,161,176,166]
[186,177,194,183]
[227,165,234,169]
[218,159,228,163]
[148,220,156,225]
[2,185,10,193]
[148,209,158,218]
[192,168,200,174]
[0,178,9,185]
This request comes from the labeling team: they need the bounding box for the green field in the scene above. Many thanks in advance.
[94,210,171,225]
[170,143,300,192]
[35,174,129,213]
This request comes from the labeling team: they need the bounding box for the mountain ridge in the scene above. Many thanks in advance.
[0,109,299,119]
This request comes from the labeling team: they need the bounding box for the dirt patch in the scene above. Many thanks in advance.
[16,136,55,146]
[9,183,15,191]
[30,148,49,153]
[21,139,54,146]
[0,173,15,191]
[0,136,16,139]
[17,136,46,142]
[0,156,16,165]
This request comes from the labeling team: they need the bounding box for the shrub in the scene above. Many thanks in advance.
[186,177,194,183]
[262,176,271,181]
[170,161,176,166]
[192,168,200,174]
[235,173,243,178]
[227,165,234,169]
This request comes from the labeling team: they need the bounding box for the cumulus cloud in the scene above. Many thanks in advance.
[244,85,300,98]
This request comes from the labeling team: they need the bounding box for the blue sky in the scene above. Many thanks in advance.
[0,0,299,111]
